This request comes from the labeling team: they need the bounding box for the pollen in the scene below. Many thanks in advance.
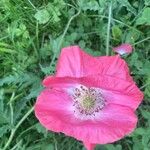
[71,85,106,120]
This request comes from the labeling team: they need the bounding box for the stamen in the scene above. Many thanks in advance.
[71,85,106,120]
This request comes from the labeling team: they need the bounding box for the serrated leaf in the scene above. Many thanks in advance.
[0,125,10,138]
[144,0,150,6]
[35,123,48,137]
[26,85,43,100]
[78,0,100,11]
[124,29,140,43]
[105,145,116,150]
[141,110,150,120]
[134,128,145,136]
[117,0,137,15]
[136,8,150,25]
[26,143,54,150]
[46,2,64,23]
[0,75,16,86]
[140,61,150,75]
[142,133,150,148]
[34,9,50,24]
[0,111,9,125]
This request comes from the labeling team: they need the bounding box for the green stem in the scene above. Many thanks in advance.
[9,92,15,126]
[87,14,142,34]
[10,140,22,150]
[106,2,112,56]
[27,0,38,11]
[3,106,34,150]
[36,21,39,51]
[49,9,81,68]
[133,37,150,45]
[140,83,150,90]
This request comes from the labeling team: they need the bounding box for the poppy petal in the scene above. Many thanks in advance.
[96,55,133,82]
[63,104,137,144]
[42,75,143,110]
[56,45,102,78]
[35,92,137,144]
[35,89,79,132]
[83,141,96,150]
[101,89,143,110]
[113,43,132,55]
[56,46,133,81]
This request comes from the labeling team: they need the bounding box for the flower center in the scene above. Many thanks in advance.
[81,96,95,111]
[71,85,106,120]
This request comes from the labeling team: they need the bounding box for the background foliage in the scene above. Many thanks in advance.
[0,0,150,150]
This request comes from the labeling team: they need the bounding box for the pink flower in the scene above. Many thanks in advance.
[35,46,143,150]
[113,43,133,55]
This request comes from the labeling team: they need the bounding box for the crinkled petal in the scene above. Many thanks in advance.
[35,89,75,132]
[56,46,132,81]
[35,89,86,131]
[113,43,132,55]
[101,89,143,110]
[72,104,137,144]
[56,45,103,77]
[42,76,78,88]
[35,89,72,111]
[42,75,143,110]
[96,55,133,82]
[63,104,137,144]
[83,141,96,150]
[35,93,137,144]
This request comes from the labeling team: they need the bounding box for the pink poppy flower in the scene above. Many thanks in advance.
[35,46,143,150]
[113,43,133,55]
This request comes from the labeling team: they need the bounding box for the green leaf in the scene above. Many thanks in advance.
[78,0,100,11]
[144,0,150,6]
[141,110,150,120]
[79,40,86,48]
[112,25,122,39]
[133,128,145,136]
[140,61,150,75]
[105,144,122,150]
[34,9,50,24]
[136,8,150,25]
[35,123,48,137]
[0,125,10,138]
[142,129,150,148]
[0,111,9,125]
[144,76,150,98]
[117,0,137,15]
[26,144,54,150]
[125,29,140,43]
[0,47,16,54]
